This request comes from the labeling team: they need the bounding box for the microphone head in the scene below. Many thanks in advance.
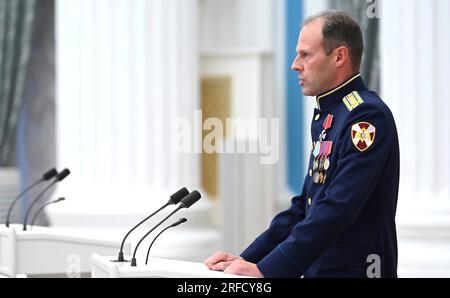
[168,187,189,205]
[56,169,71,181]
[43,168,58,180]
[171,218,187,228]
[55,197,66,203]
[180,190,201,209]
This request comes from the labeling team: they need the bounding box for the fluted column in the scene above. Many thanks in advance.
[381,0,450,205]
[381,0,450,277]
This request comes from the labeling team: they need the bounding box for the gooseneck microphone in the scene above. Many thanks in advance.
[30,197,66,229]
[22,169,71,231]
[145,218,187,265]
[115,187,189,262]
[5,168,58,227]
[131,190,201,266]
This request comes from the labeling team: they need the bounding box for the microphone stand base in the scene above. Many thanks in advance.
[111,259,131,263]
[112,252,131,262]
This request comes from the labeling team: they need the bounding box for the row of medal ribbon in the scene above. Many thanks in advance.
[311,140,333,184]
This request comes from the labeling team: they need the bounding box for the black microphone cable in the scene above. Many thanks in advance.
[5,168,58,227]
[145,218,187,265]
[115,187,189,262]
[131,190,201,266]
[30,197,66,229]
[22,169,70,231]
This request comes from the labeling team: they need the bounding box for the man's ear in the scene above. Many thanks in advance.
[334,46,349,68]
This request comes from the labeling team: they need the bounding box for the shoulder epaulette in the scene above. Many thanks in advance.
[343,91,364,111]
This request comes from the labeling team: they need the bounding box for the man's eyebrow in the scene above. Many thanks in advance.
[297,49,311,55]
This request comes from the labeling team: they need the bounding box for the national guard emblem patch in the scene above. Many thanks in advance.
[351,122,376,152]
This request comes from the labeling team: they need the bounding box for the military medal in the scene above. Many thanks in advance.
[323,158,330,171]
[318,130,326,142]
[323,141,333,170]
[312,114,334,184]
[313,141,320,157]
[321,116,334,184]
[323,114,334,130]
[314,172,320,183]
[317,114,334,142]
[317,142,325,183]
[313,139,321,172]
[320,141,328,170]
[318,142,324,170]
[318,143,326,184]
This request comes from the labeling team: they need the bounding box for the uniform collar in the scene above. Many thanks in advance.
[315,73,367,111]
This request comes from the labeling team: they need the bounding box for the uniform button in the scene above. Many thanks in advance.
[309,169,312,177]
[315,114,321,121]
[308,197,312,206]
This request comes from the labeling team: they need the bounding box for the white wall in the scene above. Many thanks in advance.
[200,0,274,51]
[55,0,201,214]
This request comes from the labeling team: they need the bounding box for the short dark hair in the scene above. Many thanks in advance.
[304,10,363,72]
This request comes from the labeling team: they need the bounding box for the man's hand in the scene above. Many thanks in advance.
[204,251,242,271]
[224,259,264,277]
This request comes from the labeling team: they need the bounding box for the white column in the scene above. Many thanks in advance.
[381,0,450,205]
[55,0,200,207]
[381,0,450,277]
[434,0,450,198]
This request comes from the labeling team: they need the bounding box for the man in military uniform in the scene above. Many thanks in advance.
[204,10,399,278]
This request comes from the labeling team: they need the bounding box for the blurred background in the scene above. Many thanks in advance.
[0,0,449,277]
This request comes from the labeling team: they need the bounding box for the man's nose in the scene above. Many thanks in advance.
[291,60,303,72]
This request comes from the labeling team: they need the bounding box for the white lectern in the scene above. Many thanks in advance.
[0,225,130,277]
[91,253,248,278]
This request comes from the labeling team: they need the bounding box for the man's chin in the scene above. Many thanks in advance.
[301,88,316,97]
